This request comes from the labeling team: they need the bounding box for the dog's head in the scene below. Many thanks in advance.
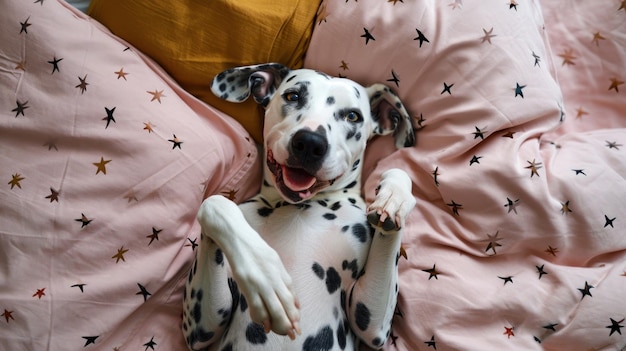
[212,63,415,203]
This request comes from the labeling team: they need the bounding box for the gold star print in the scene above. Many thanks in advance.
[480,27,496,44]
[115,68,129,80]
[557,49,577,66]
[575,107,588,119]
[221,189,239,201]
[399,245,408,260]
[15,61,26,71]
[75,75,89,94]
[147,89,165,103]
[2,309,14,323]
[8,173,25,189]
[317,2,329,25]
[592,32,606,46]
[560,200,572,215]
[93,157,111,175]
[32,288,46,299]
[503,326,515,339]
[525,159,543,178]
[339,60,349,71]
[123,189,139,203]
[143,122,154,133]
[609,77,624,93]
[46,187,60,202]
[112,246,129,263]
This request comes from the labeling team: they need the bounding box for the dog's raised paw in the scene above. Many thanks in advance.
[367,168,415,233]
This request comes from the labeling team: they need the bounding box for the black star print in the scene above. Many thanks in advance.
[75,213,93,228]
[509,1,518,10]
[12,100,29,117]
[498,276,514,285]
[82,336,99,347]
[20,17,32,34]
[48,57,63,74]
[441,82,454,95]
[606,140,622,150]
[46,187,60,202]
[186,237,198,250]
[147,227,162,245]
[34,0,45,4]
[515,82,526,98]
[76,75,89,94]
[424,335,437,349]
[71,283,86,292]
[390,331,399,346]
[572,169,586,176]
[361,28,375,44]
[387,70,400,87]
[416,113,426,129]
[606,318,624,336]
[604,215,616,228]
[472,126,487,140]
[577,281,594,300]
[543,323,558,331]
[432,166,440,187]
[532,51,541,67]
[447,200,463,216]
[536,264,548,279]
[504,197,520,214]
[102,107,116,129]
[168,134,183,149]
[136,283,152,302]
[143,336,157,350]
[422,264,440,280]
[469,155,483,165]
[413,29,429,47]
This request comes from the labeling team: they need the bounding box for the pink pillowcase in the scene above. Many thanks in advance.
[0,1,260,349]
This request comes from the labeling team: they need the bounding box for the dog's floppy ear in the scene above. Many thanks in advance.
[366,84,416,148]
[211,63,291,107]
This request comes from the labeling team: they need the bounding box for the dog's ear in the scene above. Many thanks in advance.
[211,63,291,107]
[366,84,416,148]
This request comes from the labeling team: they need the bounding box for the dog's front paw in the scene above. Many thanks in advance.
[367,168,416,233]
[230,234,301,340]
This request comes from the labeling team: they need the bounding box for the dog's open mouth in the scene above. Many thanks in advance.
[267,149,335,203]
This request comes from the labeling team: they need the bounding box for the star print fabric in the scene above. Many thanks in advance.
[0,1,260,350]
[307,1,626,350]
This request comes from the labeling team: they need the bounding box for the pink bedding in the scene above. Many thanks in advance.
[1,0,625,350]
[305,1,626,350]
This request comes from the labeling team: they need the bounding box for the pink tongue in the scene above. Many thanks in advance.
[283,166,316,191]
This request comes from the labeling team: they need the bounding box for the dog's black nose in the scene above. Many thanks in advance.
[290,129,328,164]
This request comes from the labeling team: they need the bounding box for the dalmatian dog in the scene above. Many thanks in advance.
[182,63,416,351]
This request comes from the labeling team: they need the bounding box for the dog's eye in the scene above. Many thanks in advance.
[344,111,362,123]
[283,92,300,102]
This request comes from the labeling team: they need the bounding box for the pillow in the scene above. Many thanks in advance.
[88,0,321,143]
[0,1,260,349]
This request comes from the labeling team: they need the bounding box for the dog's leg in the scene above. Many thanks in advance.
[347,169,415,349]
[183,227,234,350]
[193,195,301,339]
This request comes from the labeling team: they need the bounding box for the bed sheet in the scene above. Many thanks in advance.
[305,1,626,350]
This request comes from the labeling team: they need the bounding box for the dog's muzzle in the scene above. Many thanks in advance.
[267,128,338,203]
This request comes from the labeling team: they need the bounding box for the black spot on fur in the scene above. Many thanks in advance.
[323,213,337,220]
[312,262,325,279]
[341,225,349,232]
[318,200,328,207]
[352,223,368,243]
[327,96,335,105]
[258,207,273,217]
[240,294,248,312]
[215,249,223,266]
[220,343,233,351]
[337,320,347,349]
[303,325,334,351]
[345,181,357,189]
[342,259,359,279]
[192,301,202,323]
[331,202,342,211]
[245,322,267,344]
[286,74,297,83]
[355,302,371,331]
[325,267,341,294]
[188,326,214,347]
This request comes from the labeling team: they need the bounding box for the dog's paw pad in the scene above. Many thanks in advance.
[367,211,398,231]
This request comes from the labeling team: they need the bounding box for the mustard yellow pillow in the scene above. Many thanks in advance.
[88,0,320,143]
